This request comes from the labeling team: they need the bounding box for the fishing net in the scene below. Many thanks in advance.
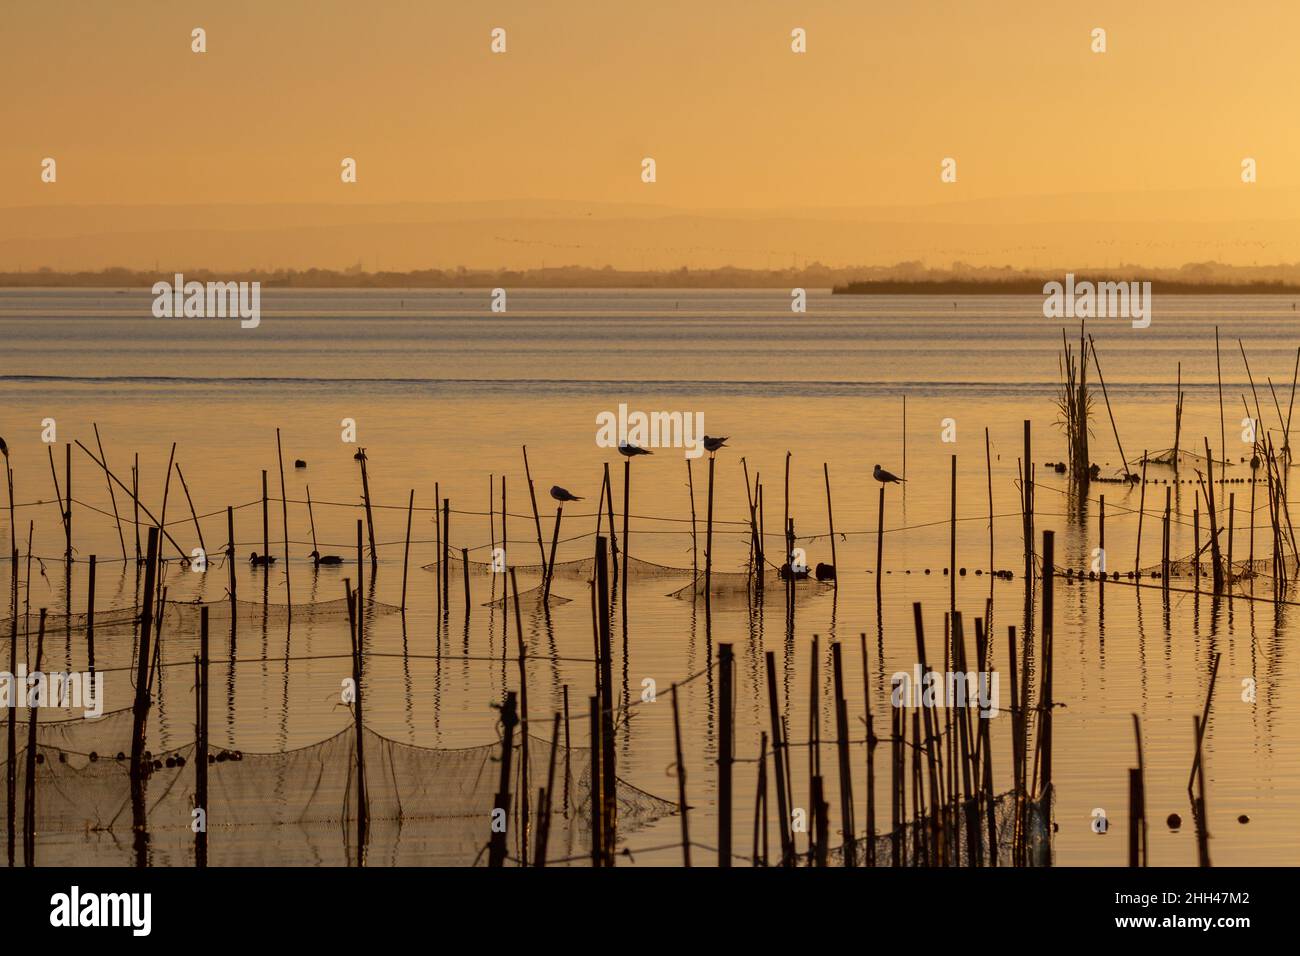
[667,566,836,609]
[1139,448,1236,469]
[423,554,690,581]
[0,707,676,867]
[828,789,1052,867]
[0,596,402,639]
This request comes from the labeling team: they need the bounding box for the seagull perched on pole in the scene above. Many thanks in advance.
[703,436,729,454]
[873,464,905,484]
[550,485,583,502]
[618,442,653,457]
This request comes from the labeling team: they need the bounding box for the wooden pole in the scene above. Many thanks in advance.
[133,453,140,562]
[400,489,414,611]
[671,683,691,866]
[195,605,209,868]
[434,481,442,616]
[1135,452,1148,573]
[1131,713,1147,867]
[950,454,957,613]
[1227,492,1235,584]
[129,528,160,865]
[534,712,561,867]
[1192,715,1211,868]
[765,650,793,865]
[261,469,269,562]
[64,443,72,566]
[92,424,127,561]
[522,446,548,570]
[823,463,837,580]
[831,641,855,865]
[876,485,885,600]
[622,460,631,577]
[462,548,471,616]
[510,568,530,865]
[1040,530,1055,798]
[275,429,291,603]
[7,542,16,868]
[442,499,450,611]
[1216,326,1226,463]
[487,691,517,867]
[1188,652,1221,793]
[1023,421,1034,588]
[175,463,206,558]
[356,451,378,572]
[304,481,317,556]
[718,642,733,867]
[687,459,698,576]
[86,555,96,678]
[754,732,768,866]
[705,455,716,599]
[343,579,367,864]
[588,695,602,866]
[860,632,876,866]
[603,463,617,578]
[594,538,616,863]
[1088,333,1132,477]
[543,506,562,603]
[22,610,45,866]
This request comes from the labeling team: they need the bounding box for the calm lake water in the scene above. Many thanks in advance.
[1,288,1298,865]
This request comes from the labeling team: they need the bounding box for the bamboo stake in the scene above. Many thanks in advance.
[487,691,517,868]
[261,469,269,563]
[543,506,562,603]
[1131,713,1147,867]
[687,459,698,577]
[462,548,471,616]
[831,641,855,865]
[343,578,368,863]
[195,606,209,868]
[434,481,441,616]
[22,610,45,866]
[64,443,72,565]
[1135,451,1148,572]
[86,555,96,678]
[534,712,561,867]
[1192,715,1211,868]
[823,463,837,582]
[510,568,530,865]
[175,463,206,558]
[754,731,768,866]
[442,499,450,611]
[718,642,733,867]
[92,424,127,561]
[588,695,602,866]
[860,632,875,866]
[522,446,548,570]
[400,489,414,611]
[356,451,378,572]
[275,430,290,604]
[1188,652,1221,792]
[764,650,793,865]
[876,485,885,601]
[1088,334,1132,478]
[705,455,716,600]
[671,683,691,866]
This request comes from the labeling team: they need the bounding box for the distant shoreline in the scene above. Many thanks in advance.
[5,268,1300,295]
[832,280,1300,295]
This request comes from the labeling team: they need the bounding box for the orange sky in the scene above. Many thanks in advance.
[2,0,1298,269]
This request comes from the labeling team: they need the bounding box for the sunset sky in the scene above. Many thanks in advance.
[2,1,1298,270]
